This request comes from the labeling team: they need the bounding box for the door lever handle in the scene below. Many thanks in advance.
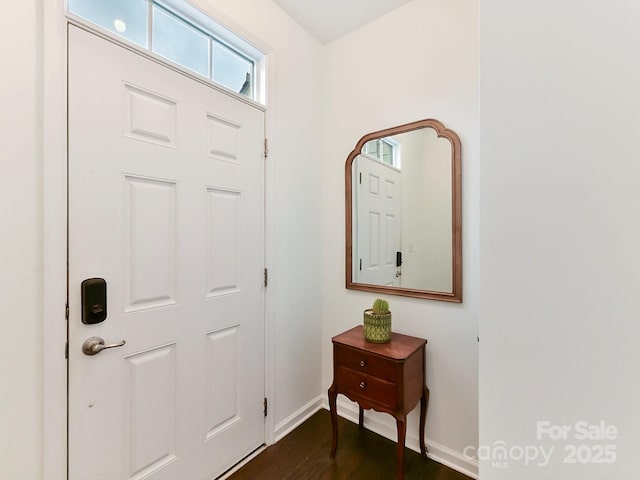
[82,336,126,356]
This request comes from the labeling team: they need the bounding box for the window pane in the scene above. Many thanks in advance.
[382,142,393,165]
[69,0,148,47]
[363,140,379,157]
[213,41,253,97]
[152,6,209,77]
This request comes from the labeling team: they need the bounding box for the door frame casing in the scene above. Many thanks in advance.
[42,2,277,478]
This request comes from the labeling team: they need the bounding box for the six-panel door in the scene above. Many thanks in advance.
[68,25,266,480]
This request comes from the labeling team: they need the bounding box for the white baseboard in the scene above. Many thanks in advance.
[273,394,325,443]
[320,397,479,479]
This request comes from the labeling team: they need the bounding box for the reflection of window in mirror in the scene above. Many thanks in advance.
[362,138,401,168]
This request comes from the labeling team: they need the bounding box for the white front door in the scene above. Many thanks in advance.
[354,154,403,287]
[68,25,265,480]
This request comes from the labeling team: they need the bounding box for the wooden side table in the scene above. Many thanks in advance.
[328,326,429,480]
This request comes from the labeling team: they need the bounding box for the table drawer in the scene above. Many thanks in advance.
[335,366,397,409]
[334,344,398,382]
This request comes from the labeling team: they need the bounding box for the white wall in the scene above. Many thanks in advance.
[479,1,640,478]
[0,2,44,480]
[322,0,479,475]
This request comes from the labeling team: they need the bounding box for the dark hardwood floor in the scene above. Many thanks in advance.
[227,409,472,480]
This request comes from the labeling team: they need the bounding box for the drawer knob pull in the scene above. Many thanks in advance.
[359,381,366,389]
[359,360,366,367]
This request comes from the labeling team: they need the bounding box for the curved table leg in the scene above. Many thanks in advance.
[328,383,338,458]
[419,386,430,457]
[396,416,407,480]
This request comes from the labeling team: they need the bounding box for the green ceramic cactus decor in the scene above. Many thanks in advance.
[363,298,392,343]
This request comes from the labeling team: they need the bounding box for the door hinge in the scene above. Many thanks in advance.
[65,303,69,321]
[263,268,268,287]
[65,342,68,359]
[264,397,268,417]
[359,172,362,184]
[359,259,362,271]
[264,138,268,158]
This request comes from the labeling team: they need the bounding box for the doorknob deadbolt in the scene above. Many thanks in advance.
[81,278,107,324]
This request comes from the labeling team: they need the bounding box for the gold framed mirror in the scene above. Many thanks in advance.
[345,118,462,302]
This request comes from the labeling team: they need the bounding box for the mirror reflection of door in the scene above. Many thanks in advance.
[346,119,461,301]
[353,154,402,287]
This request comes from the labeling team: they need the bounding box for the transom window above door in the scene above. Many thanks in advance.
[68,0,264,102]
[362,138,401,168]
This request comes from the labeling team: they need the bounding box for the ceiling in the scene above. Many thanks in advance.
[272,0,414,44]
